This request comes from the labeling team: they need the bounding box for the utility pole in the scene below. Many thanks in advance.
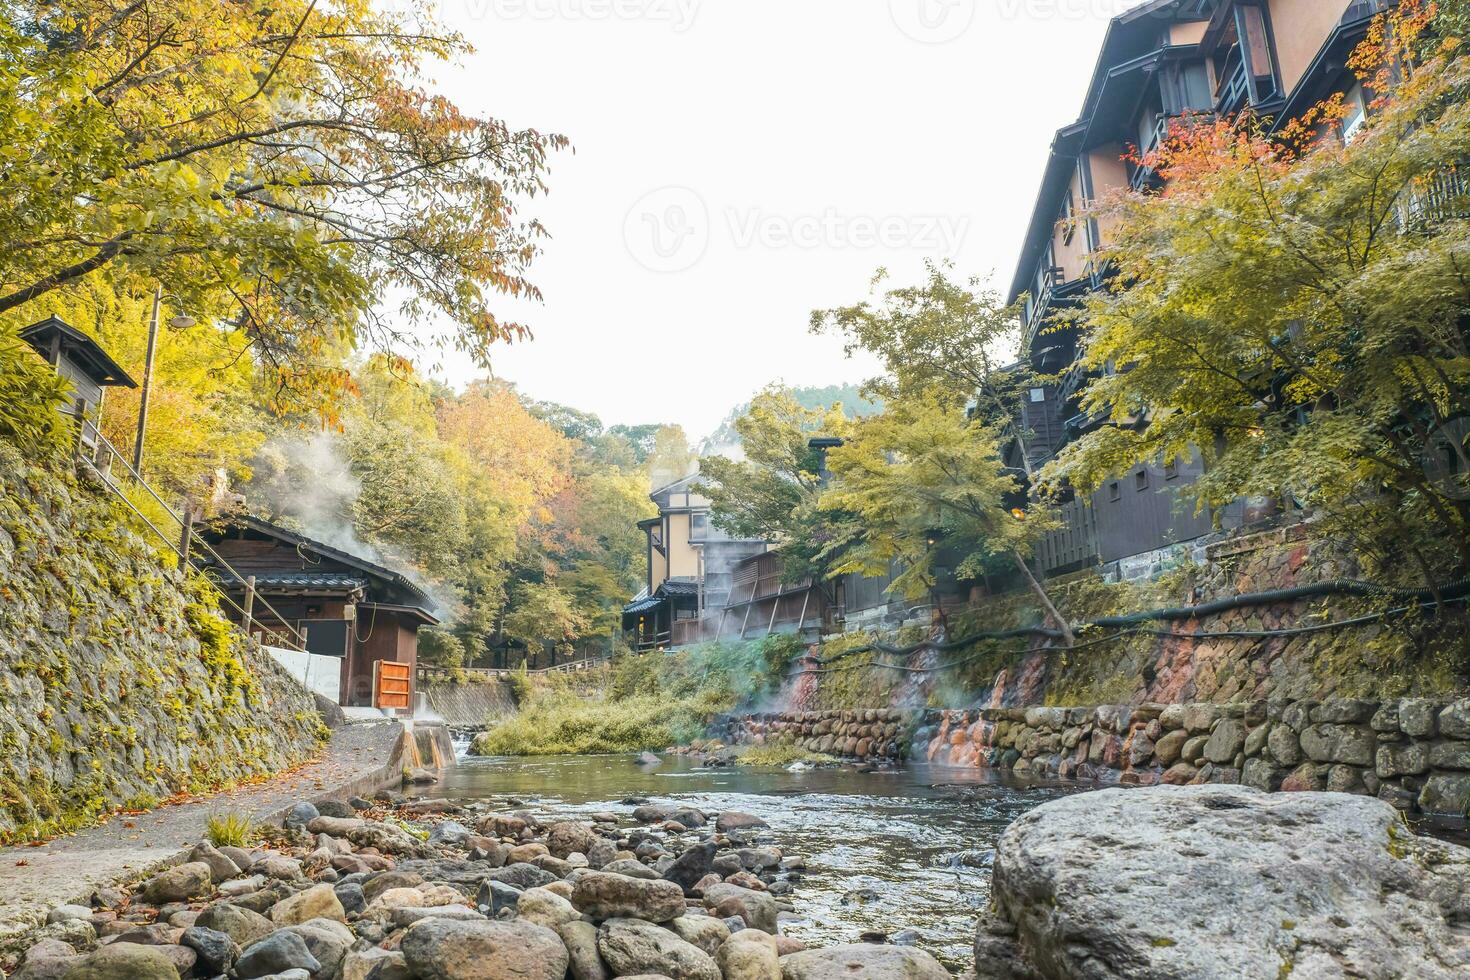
[132,285,162,476]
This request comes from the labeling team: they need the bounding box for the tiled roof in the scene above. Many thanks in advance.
[253,572,369,591]
[660,579,700,597]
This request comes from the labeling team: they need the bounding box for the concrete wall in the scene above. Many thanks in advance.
[266,646,342,705]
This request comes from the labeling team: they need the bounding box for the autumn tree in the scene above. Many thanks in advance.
[1044,5,1470,587]
[695,386,847,580]
[0,0,565,403]
[810,260,1036,462]
[821,398,1073,643]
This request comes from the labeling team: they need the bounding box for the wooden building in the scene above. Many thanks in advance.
[20,315,136,451]
[622,474,768,650]
[199,515,437,710]
[1007,0,1389,574]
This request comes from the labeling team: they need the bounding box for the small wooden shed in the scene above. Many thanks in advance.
[20,315,136,448]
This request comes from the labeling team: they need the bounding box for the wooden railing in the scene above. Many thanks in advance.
[67,412,307,652]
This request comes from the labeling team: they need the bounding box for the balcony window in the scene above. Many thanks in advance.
[1029,387,1046,403]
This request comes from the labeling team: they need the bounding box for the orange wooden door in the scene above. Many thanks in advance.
[373,661,412,711]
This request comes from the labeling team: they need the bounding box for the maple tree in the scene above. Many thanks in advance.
[0,0,565,403]
[1043,2,1470,586]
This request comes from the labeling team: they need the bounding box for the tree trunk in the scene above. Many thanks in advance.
[1012,550,1075,647]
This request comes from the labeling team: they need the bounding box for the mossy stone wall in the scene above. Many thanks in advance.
[0,444,325,842]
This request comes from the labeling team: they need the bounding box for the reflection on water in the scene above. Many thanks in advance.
[427,753,1079,967]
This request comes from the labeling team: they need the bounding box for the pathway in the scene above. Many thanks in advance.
[0,720,404,951]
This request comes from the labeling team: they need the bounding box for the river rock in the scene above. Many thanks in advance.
[186,842,242,883]
[271,883,346,925]
[668,915,731,956]
[557,921,610,980]
[716,932,781,980]
[518,887,581,929]
[194,904,275,948]
[990,785,1470,979]
[58,943,180,980]
[12,939,80,980]
[703,883,779,933]
[548,821,600,858]
[779,944,950,979]
[342,947,409,980]
[179,926,238,975]
[141,862,213,904]
[572,870,686,922]
[602,858,660,880]
[488,863,557,890]
[399,918,568,980]
[663,841,717,894]
[234,931,321,979]
[596,918,720,980]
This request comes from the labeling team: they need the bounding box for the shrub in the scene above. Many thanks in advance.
[205,811,254,848]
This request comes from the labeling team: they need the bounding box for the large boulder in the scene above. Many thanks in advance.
[702,883,779,933]
[141,862,213,904]
[572,871,687,922]
[663,842,717,895]
[989,785,1470,979]
[779,944,949,979]
[270,884,347,925]
[596,918,720,980]
[547,821,600,859]
[58,944,180,980]
[193,904,275,949]
[399,918,568,980]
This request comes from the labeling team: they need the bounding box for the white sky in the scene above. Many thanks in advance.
[415,0,1137,439]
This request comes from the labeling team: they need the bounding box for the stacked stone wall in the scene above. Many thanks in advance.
[715,709,920,762]
[0,444,326,841]
[918,697,1470,817]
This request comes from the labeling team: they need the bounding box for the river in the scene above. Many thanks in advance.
[427,752,1079,968]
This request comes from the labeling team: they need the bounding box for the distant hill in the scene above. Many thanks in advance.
[700,383,882,455]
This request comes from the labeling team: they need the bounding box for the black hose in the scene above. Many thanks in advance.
[804,596,1468,675]
[811,575,1470,667]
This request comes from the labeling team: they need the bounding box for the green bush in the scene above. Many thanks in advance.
[0,325,71,458]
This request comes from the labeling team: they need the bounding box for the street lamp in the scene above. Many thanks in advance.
[131,285,195,476]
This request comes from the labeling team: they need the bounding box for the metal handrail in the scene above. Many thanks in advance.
[70,414,306,651]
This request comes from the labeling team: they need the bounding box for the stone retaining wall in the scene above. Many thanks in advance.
[717,697,1470,817]
[715,709,920,762]
[918,697,1470,817]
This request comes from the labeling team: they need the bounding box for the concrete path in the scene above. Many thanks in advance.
[0,720,404,950]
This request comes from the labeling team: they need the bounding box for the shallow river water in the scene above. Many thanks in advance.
[427,753,1079,968]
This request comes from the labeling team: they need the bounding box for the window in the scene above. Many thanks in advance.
[1342,83,1368,144]
[1135,469,1150,491]
[1108,481,1121,502]
[1164,459,1179,481]
[1029,387,1046,403]
[1060,189,1076,244]
[690,513,708,538]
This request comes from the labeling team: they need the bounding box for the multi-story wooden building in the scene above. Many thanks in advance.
[1010,0,1387,576]
[621,474,769,649]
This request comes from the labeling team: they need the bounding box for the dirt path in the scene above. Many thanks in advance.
[0,720,404,951]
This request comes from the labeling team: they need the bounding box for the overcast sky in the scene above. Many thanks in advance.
[416,0,1137,439]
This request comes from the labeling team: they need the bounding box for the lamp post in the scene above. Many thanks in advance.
[131,286,195,478]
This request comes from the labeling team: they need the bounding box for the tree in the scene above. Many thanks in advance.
[1043,5,1470,587]
[821,398,1074,643]
[5,280,268,500]
[501,581,589,663]
[695,386,846,579]
[646,425,696,489]
[810,260,1035,460]
[0,0,565,402]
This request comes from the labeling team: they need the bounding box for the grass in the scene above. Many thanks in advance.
[472,637,804,757]
[205,811,254,848]
[473,689,730,755]
[734,744,836,767]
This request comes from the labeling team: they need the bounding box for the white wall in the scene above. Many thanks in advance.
[265,646,342,705]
